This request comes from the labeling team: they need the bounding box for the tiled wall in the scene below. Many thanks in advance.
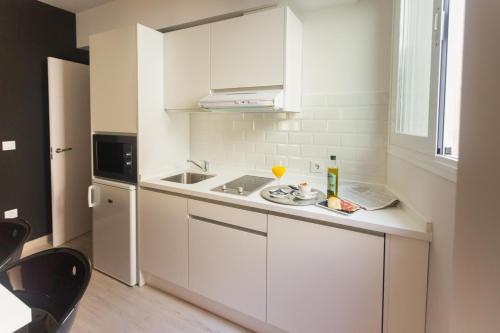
[190,0,392,184]
[190,92,388,183]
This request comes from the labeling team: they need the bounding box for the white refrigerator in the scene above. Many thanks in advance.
[88,178,137,286]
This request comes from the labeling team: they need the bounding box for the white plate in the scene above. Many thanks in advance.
[291,191,318,200]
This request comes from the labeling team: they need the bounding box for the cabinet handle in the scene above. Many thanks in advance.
[88,185,96,208]
[190,216,266,237]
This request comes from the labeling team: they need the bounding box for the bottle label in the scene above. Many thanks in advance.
[328,172,337,196]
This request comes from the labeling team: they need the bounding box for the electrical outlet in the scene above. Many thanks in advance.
[310,160,325,173]
[4,208,18,219]
[2,141,16,151]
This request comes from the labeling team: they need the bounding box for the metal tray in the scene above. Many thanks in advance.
[260,185,327,206]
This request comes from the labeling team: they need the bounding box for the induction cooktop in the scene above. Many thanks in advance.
[211,175,274,196]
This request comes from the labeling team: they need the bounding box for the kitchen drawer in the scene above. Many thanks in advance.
[188,199,267,233]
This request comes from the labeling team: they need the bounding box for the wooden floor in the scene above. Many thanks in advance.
[23,233,252,333]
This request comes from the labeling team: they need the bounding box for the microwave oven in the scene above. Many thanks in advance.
[92,134,137,184]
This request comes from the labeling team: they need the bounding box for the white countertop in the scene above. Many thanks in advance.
[0,285,31,333]
[140,168,432,242]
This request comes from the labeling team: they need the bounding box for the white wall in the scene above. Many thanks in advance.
[450,1,500,331]
[386,154,456,333]
[190,0,392,183]
[76,0,277,48]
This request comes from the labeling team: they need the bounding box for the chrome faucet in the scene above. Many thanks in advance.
[187,159,210,173]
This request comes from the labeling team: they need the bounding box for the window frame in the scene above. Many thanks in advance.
[388,0,458,182]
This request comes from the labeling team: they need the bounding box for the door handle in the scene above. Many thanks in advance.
[55,147,72,153]
[88,185,96,208]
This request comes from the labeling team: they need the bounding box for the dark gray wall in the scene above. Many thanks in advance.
[0,0,89,240]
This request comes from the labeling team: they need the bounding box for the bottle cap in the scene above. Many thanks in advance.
[330,155,336,161]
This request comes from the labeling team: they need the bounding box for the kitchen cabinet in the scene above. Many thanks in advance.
[210,7,302,111]
[164,24,210,111]
[138,189,188,288]
[137,188,428,333]
[188,217,267,321]
[211,7,285,89]
[267,215,384,333]
[89,25,138,133]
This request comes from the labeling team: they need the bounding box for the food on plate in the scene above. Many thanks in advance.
[340,200,358,212]
[298,181,311,194]
[327,197,359,213]
[327,196,342,210]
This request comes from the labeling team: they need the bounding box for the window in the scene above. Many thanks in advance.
[437,0,465,160]
[392,0,465,161]
[395,0,434,137]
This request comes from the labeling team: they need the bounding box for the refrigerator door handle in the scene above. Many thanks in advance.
[88,185,97,208]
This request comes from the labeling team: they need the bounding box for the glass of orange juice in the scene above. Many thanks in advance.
[272,161,286,186]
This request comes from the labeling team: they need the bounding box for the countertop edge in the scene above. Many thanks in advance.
[139,180,432,242]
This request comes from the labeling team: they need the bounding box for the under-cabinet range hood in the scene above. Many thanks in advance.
[198,90,285,112]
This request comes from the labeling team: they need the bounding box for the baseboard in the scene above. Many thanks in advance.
[143,272,286,333]
[23,234,52,252]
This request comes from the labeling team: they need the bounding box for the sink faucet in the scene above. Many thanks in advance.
[187,159,210,173]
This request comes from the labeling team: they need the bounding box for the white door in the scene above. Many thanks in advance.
[48,57,91,247]
[90,180,136,286]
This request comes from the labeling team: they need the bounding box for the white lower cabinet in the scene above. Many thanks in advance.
[267,215,385,333]
[188,217,267,321]
[139,189,188,288]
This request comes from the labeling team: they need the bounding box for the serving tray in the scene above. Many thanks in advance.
[260,185,326,206]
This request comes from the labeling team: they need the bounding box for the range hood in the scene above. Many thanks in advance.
[198,90,285,112]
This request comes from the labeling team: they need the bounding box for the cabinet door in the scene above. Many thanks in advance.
[139,189,188,287]
[89,25,138,133]
[267,215,384,333]
[189,218,267,321]
[210,7,285,89]
[164,25,210,110]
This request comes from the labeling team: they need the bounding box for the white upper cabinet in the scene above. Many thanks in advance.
[210,7,286,90]
[90,24,165,133]
[90,25,138,133]
[163,6,302,112]
[211,6,302,111]
[164,24,210,111]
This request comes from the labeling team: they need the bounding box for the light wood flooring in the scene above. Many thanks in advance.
[22,233,252,333]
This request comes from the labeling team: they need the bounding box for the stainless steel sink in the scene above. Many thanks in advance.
[162,172,215,184]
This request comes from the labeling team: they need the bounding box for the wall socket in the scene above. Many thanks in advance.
[2,141,16,151]
[4,208,18,219]
[310,160,325,173]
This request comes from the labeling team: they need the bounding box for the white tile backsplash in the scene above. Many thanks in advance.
[301,120,328,132]
[190,92,388,183]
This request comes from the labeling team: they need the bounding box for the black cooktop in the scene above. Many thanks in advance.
[211,175,274,196]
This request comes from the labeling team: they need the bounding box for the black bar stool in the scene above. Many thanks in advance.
[0,248,92,333]
[0,218,31,271]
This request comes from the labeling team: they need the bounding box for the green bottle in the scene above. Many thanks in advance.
[327,155,339,198]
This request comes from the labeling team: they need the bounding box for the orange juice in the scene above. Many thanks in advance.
[272,165,286,179]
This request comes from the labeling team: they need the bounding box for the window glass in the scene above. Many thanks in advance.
[437,0,465,160]
[395,0,435,137]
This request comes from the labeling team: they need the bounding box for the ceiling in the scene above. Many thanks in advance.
[38,0,358,15]
[37,0,114,13]
[293,0,358,12]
